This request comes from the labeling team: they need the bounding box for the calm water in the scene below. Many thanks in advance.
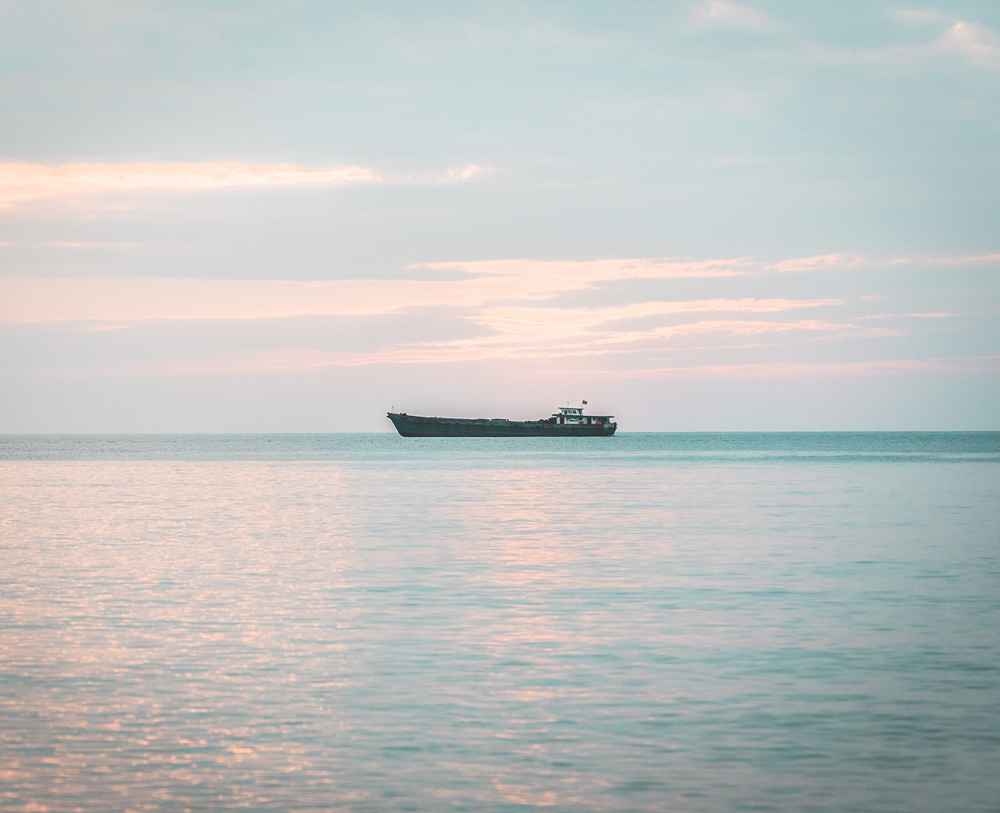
[2,433,999,812]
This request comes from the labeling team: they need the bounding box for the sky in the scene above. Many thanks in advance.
[1,0,998,431]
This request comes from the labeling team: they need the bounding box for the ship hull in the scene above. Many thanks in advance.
[388,413,616,438]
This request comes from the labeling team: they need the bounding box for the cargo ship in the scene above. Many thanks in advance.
[387,404,617,437]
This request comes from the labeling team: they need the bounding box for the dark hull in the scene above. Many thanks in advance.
[388,413,616,438]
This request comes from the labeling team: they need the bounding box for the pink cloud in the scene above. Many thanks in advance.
[0,161,490,209]
[64,342,997,379]
[692,0,780,32]
[3,248,990,378]
[582,355,1000,379]
[939,252,1000,265]
[0,161,379,208]
[0,262,814,323]
[3,250,991,326]
[941,21,1000,68]
[766,254,859,273]
[419,257,755,285]
[468,298,843,344]
[443,164,492,181]
[3,249,983,325]
[587,318,891,350]
[208,317,872,374]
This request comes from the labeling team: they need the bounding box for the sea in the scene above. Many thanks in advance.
[1,432,999,812]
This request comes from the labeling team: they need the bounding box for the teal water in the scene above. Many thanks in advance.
[1,433,999,811]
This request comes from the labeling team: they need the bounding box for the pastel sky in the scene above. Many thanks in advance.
[2,0,998,431]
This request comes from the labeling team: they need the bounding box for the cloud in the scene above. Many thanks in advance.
[442,163,491,181]
[468,298,842,343]
[90,314,892,377]
[590,317,888,347]
[585,356,1000,379]
[940,21,1000,68]
[51,241,140,250]
[766,254,859,273]
[2,249,989,377]
[0,269,833,324]
[949,253,1000,264]
[806,16,1000,71]
[0,252,944,324]
[523,25,620,50]
[905,252,1000,266]
[888,8,943,25]
[420,256,755,287]
[691,0,780,32]
[0,161,376,209]
[0,161,488,210]
[0,261,860,376]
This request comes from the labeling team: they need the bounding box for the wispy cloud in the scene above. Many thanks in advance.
[442,163,491,181]
[888,8,943,25]
[804,16,1000,71]
[3,249,991,378]
[420,256,755,287]
[691,0,781,32]
[468,298,842,343]
[0,251,982,324]
[766,254,858,273]
[940,21,1000,68]
[588,318,896,349]
[67,315,899,378]
[0,267,830,324]
[585,355,1000,379]
[523,25,620,50]
[0,161,489,209]
[916,252,1000,266]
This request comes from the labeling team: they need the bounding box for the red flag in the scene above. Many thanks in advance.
[582,399,588,405]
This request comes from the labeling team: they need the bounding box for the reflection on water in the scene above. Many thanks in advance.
[1,434,999,811]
